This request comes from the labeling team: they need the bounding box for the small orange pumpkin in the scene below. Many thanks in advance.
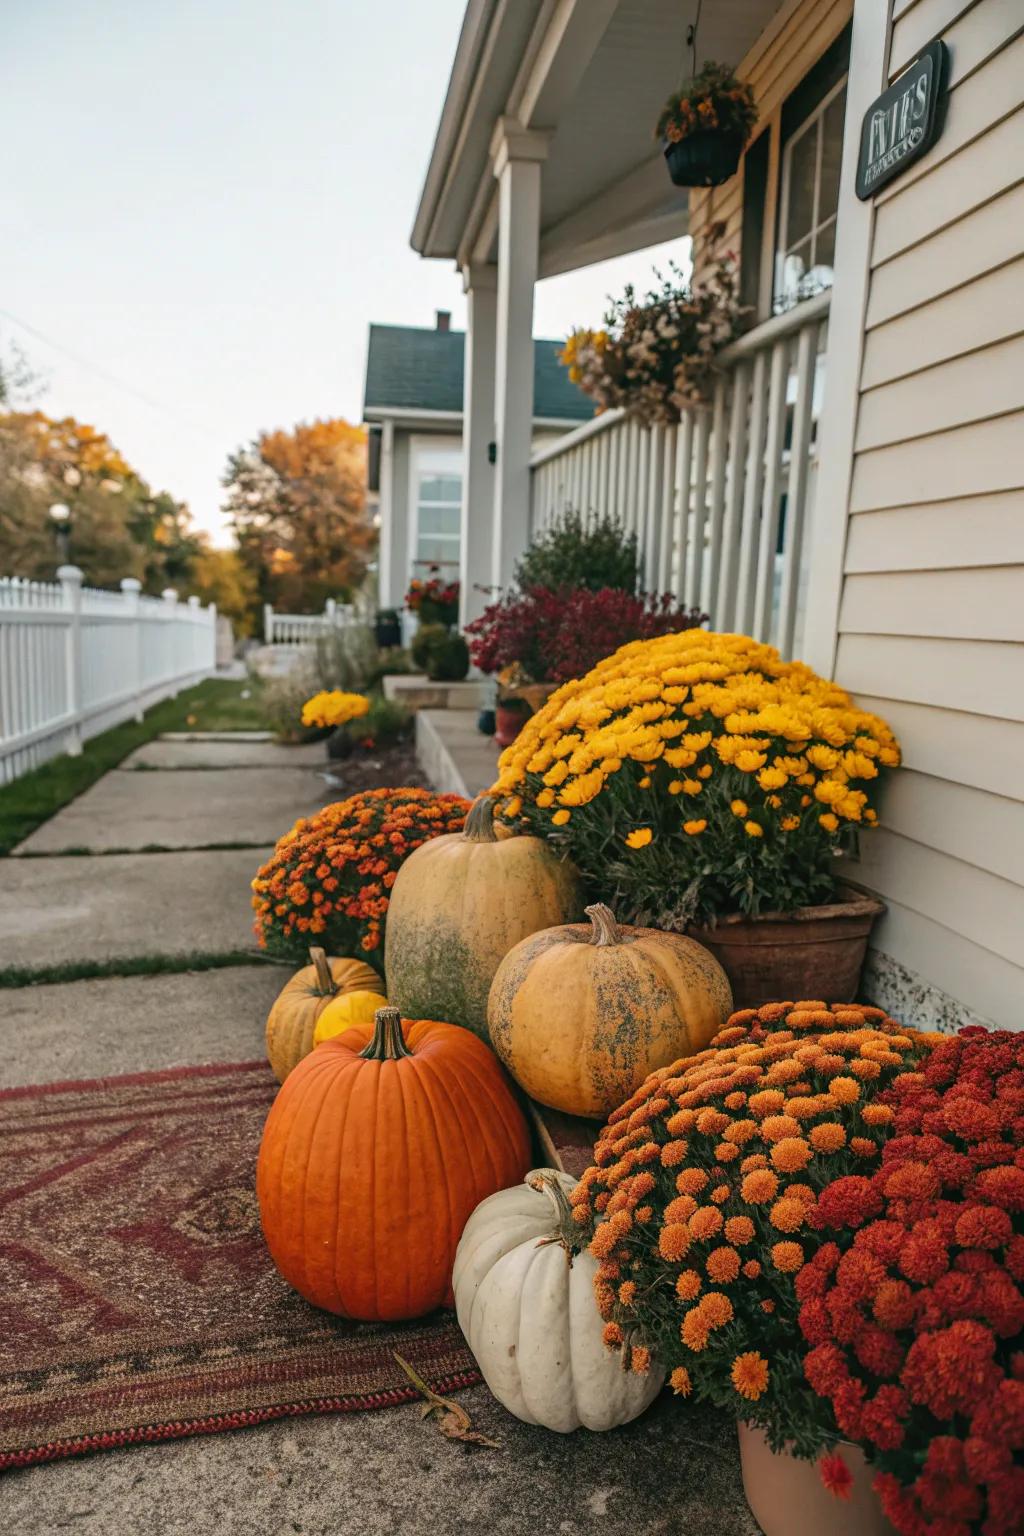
[265,946,384,1083]
[256,1006,531,1320]
[487,903,733,1118]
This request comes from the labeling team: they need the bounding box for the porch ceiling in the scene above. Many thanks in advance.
[412,0,784,278]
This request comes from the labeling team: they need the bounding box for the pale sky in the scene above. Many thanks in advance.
[1,0,689,545]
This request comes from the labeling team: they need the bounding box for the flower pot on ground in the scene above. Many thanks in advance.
[424,630,469,683]
[406,570,459,629]
[491,631,901,1002]
[687,885,885,1009]
[374,608,402,649]
[495,697,532,749]
[739,1425,896,1536]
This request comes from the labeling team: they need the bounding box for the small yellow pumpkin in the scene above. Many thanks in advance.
[265,947,385,1083]
[487,903,733,1118]
[313,989,389,1047]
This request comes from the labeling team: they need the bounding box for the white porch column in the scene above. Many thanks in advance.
[375,419,399,610]
[491,118,550,592]
[460,262,497,627]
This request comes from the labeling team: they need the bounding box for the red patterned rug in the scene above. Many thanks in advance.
[0,1061,479,1471]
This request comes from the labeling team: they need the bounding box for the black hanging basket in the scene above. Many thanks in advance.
[664,129,744,188]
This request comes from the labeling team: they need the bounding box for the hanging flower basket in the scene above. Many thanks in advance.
[664,128,746,188]
[657,61,757,191]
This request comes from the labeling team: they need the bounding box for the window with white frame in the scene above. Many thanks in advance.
[409,440,461,578]
[775,74,848,313]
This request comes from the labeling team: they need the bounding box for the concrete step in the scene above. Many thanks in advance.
[415,709,499,799]
[383,673,488,711]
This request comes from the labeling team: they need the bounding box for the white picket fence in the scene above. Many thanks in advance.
[0,566,217,785]
[263,597,358,644]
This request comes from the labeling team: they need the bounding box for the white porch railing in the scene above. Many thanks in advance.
[263,597,358,644]
[0,567,217,785]
[530,290,831,658]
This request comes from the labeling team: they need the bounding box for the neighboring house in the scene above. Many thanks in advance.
[363,311,591,620]
[410,0,1024,1034]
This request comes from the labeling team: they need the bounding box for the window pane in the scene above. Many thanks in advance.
[416,533,459,566]
[785,125,817,250]
[418,473,461,503]
[812,217,836,282]
[418,503,461,536]
[818,87,847,227]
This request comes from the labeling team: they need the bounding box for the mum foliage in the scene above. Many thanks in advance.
[492,630,900,926]
[513,510,639,596]
[251,787,469,961]
[465,586,704,686]
[803,1028,1024,1536]
[656,62,758,148]
[560,248,746,425]
[573,1002,937,1460]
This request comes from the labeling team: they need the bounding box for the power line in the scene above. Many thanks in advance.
[0,306,223,444]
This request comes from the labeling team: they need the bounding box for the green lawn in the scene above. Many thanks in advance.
[0,677,265,856]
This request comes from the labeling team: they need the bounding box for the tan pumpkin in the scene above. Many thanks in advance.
[384,795,582,1040]
[265,947,385,1082]
[487,902,733,1117]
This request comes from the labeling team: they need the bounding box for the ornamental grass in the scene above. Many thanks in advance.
[572,1002,940,1461]
[802,1027,1024,1536]
[491,630,900,927]
[251,787,469,962]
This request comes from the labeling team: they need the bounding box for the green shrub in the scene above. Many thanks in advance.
[411,622,449,671]
[423,630,469,682]
[514,509,638,594]
[345,694,411,749]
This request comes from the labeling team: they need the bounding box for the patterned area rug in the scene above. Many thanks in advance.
[0,1061,479,1470]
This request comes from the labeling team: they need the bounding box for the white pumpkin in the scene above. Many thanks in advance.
[453,1167,665,1433]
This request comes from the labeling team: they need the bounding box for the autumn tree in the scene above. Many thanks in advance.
[223,417,373,615]
[0,410,200,591]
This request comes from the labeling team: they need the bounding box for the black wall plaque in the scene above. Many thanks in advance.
[855,41,947,200]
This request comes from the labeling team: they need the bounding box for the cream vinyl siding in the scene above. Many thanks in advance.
[689,0,854,289]
[836,0,1024,1029]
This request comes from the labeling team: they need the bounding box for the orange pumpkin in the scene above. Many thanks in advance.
[256,1006,531,1321]
[265,946,385,1083]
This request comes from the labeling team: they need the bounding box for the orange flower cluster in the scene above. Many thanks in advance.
[574,1001,938,1455]
[656,62,757,148]
[251,786,468,961]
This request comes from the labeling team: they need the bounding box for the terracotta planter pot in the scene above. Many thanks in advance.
[738,1423,896,1536]
[687,885,884,1008]
[495,703,529,749]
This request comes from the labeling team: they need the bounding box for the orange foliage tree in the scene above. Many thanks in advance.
[224,417,373,615]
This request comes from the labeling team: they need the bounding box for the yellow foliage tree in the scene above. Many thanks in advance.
[224,417,373,615]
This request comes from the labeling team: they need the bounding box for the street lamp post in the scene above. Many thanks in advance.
[49,502,72,566]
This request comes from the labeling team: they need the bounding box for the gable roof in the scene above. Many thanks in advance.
[363,323,592,423]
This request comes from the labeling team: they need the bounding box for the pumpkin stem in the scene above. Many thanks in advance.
[309,946,337,997]
[359,1006,414,1061]
[528,1170,580,1260]
[585,903,621,947]
[463,794,499,843]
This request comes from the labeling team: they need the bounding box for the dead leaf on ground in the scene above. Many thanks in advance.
[393,1351,500,1450]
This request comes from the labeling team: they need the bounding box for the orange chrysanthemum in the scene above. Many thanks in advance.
[670,1365,693,1397]
[658,1222,691,1262]
[771,1136,812,1173]
[808,1122,847,1153]
[731,1351,769,1401]
[770,1241,805,1273]
[706,1245,741,1284]
[675,1167,709,1196]
[676,1269,703,1301]
[741,1169,780,1204]
[769,1197,806,1233]
[689,1206,724,1240]
[700,1292,734,1329]
[725,1215,756,1245]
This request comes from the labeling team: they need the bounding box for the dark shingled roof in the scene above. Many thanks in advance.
[363,323,593,422]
